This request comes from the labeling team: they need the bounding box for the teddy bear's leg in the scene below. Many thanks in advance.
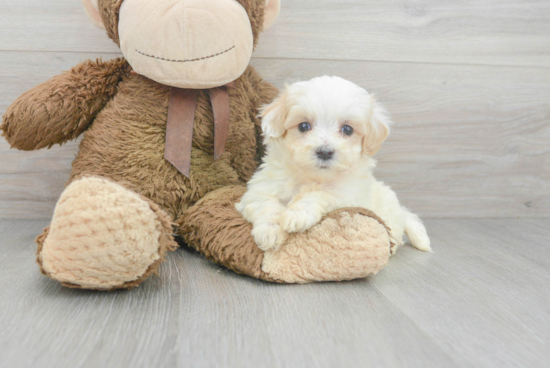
[178,186,392,283]
[36,176,177,290]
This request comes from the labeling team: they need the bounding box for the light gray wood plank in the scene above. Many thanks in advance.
[375,218,550,368]
[0,219,549,367]
[255,0,550,67]
[2,51,549,218]
[1,0,549,68]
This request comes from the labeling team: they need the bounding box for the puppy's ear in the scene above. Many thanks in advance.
[260,90,289,139]
[363,97,391,156]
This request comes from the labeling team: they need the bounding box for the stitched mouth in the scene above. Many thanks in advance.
[135,45,235,63]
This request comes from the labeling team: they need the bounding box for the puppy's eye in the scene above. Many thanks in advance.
[342,125,354,136]
[298,122,311,133]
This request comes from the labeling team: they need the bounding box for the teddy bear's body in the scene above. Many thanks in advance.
[64,60,276,220]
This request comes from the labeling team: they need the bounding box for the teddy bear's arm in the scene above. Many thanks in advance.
[1,58,130,151]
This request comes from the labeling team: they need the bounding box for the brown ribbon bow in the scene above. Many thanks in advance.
[164,81,236,177]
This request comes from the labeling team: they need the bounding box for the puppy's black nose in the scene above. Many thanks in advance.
[316,147,334,161]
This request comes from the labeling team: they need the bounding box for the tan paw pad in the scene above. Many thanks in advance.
[37,177,170,290]
[262,209,391,283]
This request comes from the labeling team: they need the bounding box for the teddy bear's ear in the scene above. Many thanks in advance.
[82,0,106,30]
[264,0,281,30]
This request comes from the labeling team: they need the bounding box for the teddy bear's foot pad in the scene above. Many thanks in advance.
[261,208,391,283]
[179,186,391,283]
[36,176,177,290]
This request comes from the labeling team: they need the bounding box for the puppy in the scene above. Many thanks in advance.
[236,76,431,252]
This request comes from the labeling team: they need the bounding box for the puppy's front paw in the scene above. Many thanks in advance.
[280,207,322,233]
[251,223,288,251]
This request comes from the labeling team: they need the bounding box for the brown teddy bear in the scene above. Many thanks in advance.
[1,0,392,290]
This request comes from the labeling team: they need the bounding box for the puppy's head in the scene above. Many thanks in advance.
[260,76,391,175]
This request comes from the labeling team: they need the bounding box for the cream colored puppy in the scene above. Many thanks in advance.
[236,76,431,252]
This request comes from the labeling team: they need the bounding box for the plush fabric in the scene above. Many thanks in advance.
[97,0,125,45]
[97,0,266,48]
[82,0,105,29]
[2,58,277,223]
[68,64,278,221]
[179,186,392,283]
[262,209,392,283]
[1,58,130,150]
[36,177,177,290]
[263,0,281,30]
[179,186,274,280]
[118,0,255,88]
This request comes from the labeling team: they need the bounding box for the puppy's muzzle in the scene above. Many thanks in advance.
[316,146,334,161]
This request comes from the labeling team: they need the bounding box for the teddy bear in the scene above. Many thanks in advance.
[1,0,393,290]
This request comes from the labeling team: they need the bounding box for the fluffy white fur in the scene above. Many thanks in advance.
[236,76,431,252]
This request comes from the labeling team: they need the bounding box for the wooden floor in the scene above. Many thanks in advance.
[1,219,548,368]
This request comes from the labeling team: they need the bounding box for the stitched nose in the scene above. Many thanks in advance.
[316,147,334,161]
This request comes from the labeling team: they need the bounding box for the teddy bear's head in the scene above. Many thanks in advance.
[82,0,280,88]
